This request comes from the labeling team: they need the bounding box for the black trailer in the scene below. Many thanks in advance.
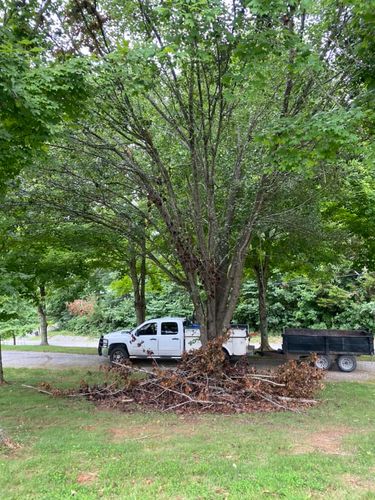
[282,328,374,372]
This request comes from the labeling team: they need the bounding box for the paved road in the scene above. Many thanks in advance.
[2,350,375,381]
[2,334,98,348]
[2,351,106,369]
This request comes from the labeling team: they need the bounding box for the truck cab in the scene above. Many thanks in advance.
[98,317,248,363]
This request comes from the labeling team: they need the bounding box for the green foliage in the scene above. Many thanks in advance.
[61,296,136,336]
[145,282,193,319]
[55,274,193,336]
[109,276,133,296]
[235,268,375,333]
[0,2,90,190]
[48,266,375,337]
[0,295,37,339]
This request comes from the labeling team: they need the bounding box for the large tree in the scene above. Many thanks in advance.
[17,0,373,342]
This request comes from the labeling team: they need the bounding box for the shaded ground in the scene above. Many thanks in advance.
[2,350,375,381]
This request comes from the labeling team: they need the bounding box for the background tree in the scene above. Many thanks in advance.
[246,172,347,351]
[0,210,95,344]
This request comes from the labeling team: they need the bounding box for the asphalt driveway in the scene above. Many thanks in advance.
[2,350,375,381]
[2,351,106,369]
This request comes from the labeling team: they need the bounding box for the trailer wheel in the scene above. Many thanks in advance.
[315,355,332,370]
[337,355,357,372]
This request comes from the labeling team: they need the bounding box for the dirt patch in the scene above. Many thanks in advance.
[214,487,229,498]
[81,425,97,431]
[76,471,98,484]
[109,427,143,439]
[292,426,353,455]
[342,474,375,492]
[0,429,21,452]
[0,437,21,451]
[128,477,156,488]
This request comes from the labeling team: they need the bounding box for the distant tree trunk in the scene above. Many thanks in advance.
[0,336,5,385]
[129,240,147,326]
[12,334,16,346]
[38,285,48,346]
[254,257,273,352]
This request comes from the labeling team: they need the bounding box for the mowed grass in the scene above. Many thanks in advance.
[1,345,97,355]
[1,369,375,499]
[359,355,375,362]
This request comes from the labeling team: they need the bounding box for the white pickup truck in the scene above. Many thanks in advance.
[98,317,248,363]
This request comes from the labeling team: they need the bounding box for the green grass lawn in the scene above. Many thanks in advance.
[1,345,97,355]
[1,368,375,500]
[359,355,375,361]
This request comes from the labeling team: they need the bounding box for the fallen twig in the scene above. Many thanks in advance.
[21,384,54,396]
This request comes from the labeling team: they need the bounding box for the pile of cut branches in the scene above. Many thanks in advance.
[32,337,325,414]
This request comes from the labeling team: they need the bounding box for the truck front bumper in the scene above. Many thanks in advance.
[98,336,109,357]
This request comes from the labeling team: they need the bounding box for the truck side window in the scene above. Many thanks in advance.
[137,323,157,336]
[161,322,178,335]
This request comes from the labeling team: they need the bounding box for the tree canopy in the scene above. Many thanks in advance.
[1,0,374,344]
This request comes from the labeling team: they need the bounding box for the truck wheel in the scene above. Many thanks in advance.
[337,355,357,372]
[315,354,332,370]
[222,348,231,363]
[109,346,129,365]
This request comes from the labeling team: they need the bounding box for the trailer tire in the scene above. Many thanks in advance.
[109,346,129,365]
[337,355,357,372]
[315,354,332,370]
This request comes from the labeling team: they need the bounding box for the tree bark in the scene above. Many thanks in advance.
[38,285,49,346]
[254,257,273,352]
[0,336,5,385]
[129,239,147,326]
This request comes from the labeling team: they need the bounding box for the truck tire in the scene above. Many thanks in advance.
[337,355,357,372]
[222,348,231,363]
[315,354,332,370]
[109,346,129,365]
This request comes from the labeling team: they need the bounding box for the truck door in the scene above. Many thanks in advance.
[130,321,158,357]
[158,321,182,356]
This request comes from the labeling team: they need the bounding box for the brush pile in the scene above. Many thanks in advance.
[49,337,324,414]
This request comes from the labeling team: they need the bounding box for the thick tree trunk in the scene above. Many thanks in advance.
[38,285,48,346]
[191,275,241,344]
[0,336,5,385]
[254,257,273,352]
[134,294,146,325]
[181,185,267,345]
[129,239,147,326]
